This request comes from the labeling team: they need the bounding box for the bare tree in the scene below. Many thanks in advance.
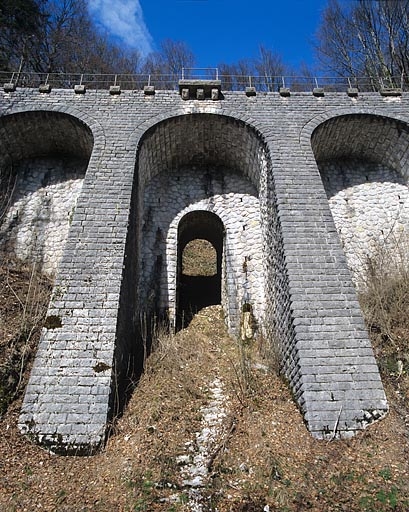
[0,0,142,75]
[143,39,195,76]
[218,46,292,91]
[255,45,288,91]
[316,0,409,88]
[0,0,43,71]
[217,59,255,90]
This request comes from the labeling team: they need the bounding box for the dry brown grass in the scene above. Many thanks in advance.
[1,252,409,511]
[358,240,409,406]
[0,252,52,415]
[182,239,217,276]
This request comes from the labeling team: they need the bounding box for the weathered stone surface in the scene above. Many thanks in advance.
[0,87,402,452]
[109,85,121,95]
[380,87,402,96]
[178,79,222,100]
[196,88,205,100]
[143,85,155,95]
[279,87,290,97]
[38,84,51,93]
[3,82,16,92]
[74,84,86,94]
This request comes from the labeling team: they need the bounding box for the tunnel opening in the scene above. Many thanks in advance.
[176,211,224,330]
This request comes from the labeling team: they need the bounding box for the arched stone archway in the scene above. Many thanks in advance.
[0,110,94,274]
[176,211,224,328]
[133,113,267,334]
[311,113,409,285]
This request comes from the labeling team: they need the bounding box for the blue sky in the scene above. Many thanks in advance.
[87,0,328,70]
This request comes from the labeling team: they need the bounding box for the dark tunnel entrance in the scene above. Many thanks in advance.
[176,211,224,329]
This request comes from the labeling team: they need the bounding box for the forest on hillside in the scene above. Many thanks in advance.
[1,0,409,90]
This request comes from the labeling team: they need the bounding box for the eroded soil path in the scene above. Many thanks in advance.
[1,304,409,511]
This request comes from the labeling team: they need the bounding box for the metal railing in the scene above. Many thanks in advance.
[1,70,408,93]
[181,68,219,80]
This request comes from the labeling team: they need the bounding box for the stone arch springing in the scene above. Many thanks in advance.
[133,113,269,334]
[0,110,94,275]
[311,113,409,285]
[176,210,224,329]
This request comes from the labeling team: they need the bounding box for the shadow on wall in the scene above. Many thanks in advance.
[312,114,409,286]
[0,111,93,275]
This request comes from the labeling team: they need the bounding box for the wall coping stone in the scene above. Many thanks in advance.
[178,79,222,100]
[3,82,16,92]
[39,84,51,93]
[74,84,86,94]
[109,85,121,95]
[380,87,402,96]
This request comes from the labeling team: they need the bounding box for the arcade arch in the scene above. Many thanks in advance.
[312,114,409,285]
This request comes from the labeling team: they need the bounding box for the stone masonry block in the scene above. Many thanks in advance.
[74,84,86,94]
[3,86,395,454]
[196,88,205,100]
[109,85,121,95]
[380,88,402,97]
[39,83,52,93]
[144,85,155,95]
[3,82,16,92]
[211,88,219,100]
[279,87,291,97]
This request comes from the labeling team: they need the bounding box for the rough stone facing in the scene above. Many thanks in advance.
[141,168,263,332]
[1,86,404,452]
[320,160,409,286]
[0,157,86,274]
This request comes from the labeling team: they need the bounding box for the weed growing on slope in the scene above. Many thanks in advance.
[0,252,51,415]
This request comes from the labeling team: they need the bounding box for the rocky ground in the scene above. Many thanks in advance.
[1,258,409,511]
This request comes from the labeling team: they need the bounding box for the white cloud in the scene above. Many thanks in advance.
[87,0,154,57]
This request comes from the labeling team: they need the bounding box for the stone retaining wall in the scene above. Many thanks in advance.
[1,86,404,452]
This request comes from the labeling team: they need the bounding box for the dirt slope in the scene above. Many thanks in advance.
[1,263,409,511]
